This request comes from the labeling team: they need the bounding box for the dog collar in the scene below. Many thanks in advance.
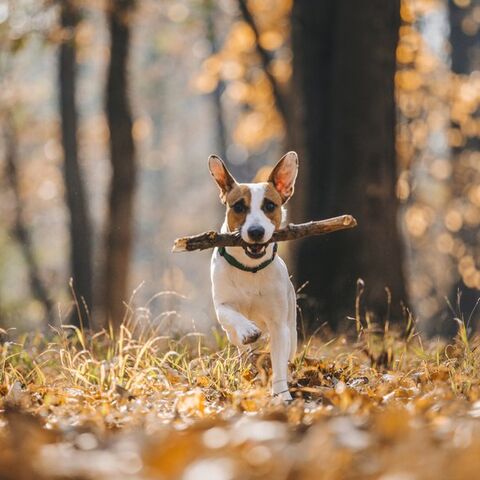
[218,243,278,273]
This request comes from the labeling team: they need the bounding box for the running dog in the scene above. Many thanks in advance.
[209,152,298,401]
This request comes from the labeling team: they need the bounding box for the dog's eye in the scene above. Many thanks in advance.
[264,200,276,213]
[232,200,246,214]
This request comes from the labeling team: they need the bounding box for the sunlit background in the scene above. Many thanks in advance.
[0,0,478,335]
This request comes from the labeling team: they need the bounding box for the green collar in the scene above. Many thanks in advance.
[218,243,278,273]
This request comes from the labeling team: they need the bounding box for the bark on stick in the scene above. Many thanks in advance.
[172,215,357,252]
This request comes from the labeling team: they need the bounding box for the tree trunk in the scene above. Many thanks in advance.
[445,0,480,335]
[3,114,54,322]
[103,0,137,328]
[205,0,228,161]
[59,1,93,328]
[237,0,288,123]
[449,0,479,75]
[290,0,407,329]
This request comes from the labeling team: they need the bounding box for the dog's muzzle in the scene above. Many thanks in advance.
[243,243,267,259]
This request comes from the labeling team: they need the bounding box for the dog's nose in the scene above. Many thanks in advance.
[247,226,265,242]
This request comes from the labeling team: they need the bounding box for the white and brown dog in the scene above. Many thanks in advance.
[208,151,298,401]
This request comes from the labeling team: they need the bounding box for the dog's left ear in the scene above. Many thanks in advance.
[268,151,298,204]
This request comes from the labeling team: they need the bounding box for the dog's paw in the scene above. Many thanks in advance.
[224,322,261,347]
[242,327,261,345]
[273,389,293,402]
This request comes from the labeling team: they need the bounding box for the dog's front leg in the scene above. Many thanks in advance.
[270,325,292,401]
[215,304,261,346]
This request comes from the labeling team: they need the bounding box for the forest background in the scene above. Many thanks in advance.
[0,0,479,339]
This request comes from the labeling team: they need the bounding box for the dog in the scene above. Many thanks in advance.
[208,151,298,401]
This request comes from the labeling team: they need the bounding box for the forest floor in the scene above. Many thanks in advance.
[1,313,480,480]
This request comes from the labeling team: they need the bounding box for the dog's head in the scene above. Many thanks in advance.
[208,152,298,259]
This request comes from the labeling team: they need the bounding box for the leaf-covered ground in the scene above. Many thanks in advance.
[1,316,480,480]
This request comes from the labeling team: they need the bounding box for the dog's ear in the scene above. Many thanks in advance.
[208,155,238,203]
[268,151,298,204]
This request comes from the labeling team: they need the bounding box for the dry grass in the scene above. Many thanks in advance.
[1,304,480,480]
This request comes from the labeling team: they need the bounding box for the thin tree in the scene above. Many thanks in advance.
[205,0,228,161]
[103,0,137,328]
[59,0,93,327]
[290,1,407,329]
[2,114,54,321]
[237,0,288,123]
[449,0,479,75]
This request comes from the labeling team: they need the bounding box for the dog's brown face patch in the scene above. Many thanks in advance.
[224,183,283,234]
[262,183,283,230]
[225,185,252,232]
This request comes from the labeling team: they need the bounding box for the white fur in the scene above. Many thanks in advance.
[240,183,275,244]
[210,184,297,401]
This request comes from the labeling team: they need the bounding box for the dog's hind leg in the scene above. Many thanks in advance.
[289,322,297,363]
[270,324,292,401]
[215,304,262,346]
[287,284,297,362]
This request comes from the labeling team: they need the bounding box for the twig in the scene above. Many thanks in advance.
[173,215,357,252]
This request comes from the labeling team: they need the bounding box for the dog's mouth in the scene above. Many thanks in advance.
[243,243,267,259]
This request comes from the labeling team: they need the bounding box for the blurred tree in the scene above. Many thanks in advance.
[59,0,93,328]
[290,1,407,329]
[2,114,53,322]
[194,0,290,154]
[237,0,288,123]
[205,0,228,161]
[447,0,480,332]
[449,0,480,75]
[103,0,137,328]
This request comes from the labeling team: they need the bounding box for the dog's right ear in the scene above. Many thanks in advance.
[208,155,238,203]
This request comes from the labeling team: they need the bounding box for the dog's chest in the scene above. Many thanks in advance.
[213,257,282,307]
[222,265,264,294]
[231,272,267,299]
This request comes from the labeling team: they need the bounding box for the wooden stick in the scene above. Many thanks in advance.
[172,215,357,252]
